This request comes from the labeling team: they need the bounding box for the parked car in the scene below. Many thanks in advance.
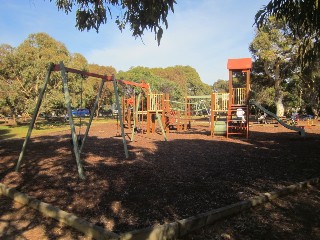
[72,108,90,117]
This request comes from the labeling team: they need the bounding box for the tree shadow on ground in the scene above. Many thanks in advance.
[0,124,320,238]
[186,187,320,240]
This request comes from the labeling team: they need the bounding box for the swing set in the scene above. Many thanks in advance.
[15,62,129,180]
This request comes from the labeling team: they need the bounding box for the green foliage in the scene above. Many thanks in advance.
[52,0,176,45]
[117,66,182,100]
[87,64,116,115]
[0,32,212,119]
[212,79,228,93]
[250,17,298,116]
[255,0,320,68]
[151,66,212,96]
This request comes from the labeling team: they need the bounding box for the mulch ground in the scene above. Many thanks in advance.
[1,120,320,239]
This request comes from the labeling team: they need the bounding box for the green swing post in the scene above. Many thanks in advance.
[148,89,167,141]
[79,78,105,153]
[60,62,85,180]
[113,76,129,158]
[16,63,55,171]
[131,92,141,141]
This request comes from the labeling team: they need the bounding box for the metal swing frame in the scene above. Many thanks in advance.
[16,62,129,180]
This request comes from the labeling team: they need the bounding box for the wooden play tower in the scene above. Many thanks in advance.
[226,58,252,138]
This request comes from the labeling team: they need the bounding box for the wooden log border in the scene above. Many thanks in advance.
[1,177,320,240]
[121,177,320,239]
[0,183,119,240]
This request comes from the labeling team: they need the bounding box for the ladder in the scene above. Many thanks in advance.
[226,104,249,138]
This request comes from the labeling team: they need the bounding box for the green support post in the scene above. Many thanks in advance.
[131,93,141,142]
[16,63,55,171]
[113,76,129,158]
[60,62,85,180]
[79,78,105,153]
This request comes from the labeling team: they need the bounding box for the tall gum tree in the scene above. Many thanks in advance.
[14,33,70,117]
[250,17,297,116]
[255,0,320,68]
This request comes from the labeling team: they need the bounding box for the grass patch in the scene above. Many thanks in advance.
[0,117,117,140]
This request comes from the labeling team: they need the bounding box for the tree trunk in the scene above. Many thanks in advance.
[274,62,285,117]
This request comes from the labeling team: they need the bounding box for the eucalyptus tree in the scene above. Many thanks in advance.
[151,66,212,96]
[51,0,176,45]
[0,44,20,122]
[87,63,116,117]
[255,0,320,68]
[13,33,71,118]
[298,61,320,117]
[212,79,228,93]
[117,66,182,100]
[250,17,298,116]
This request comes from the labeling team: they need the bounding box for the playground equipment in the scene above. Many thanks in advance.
[209,58,305,138]
[250,100,305,136]
[210,58,251,138]
[117,79,167,141]
[16,62,129,179]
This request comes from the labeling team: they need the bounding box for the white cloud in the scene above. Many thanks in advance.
[86,0,266,85]
[1,0,268,85]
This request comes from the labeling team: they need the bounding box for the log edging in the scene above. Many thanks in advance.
[0,183,119,240]
[1,177,320,240]
[120,177,320,239]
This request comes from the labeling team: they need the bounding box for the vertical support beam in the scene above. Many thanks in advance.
[80,78,105,153]
[246,69,251,104]
[210,92,215,137]
[228,70,233,105]
[131,93,141,142]
[184,97,188,130]
[16,63,54,172]
[122,96,126,128]
[246,69,250,139]
[147,94,151,134]
[113,76,129,158]
[164,93,170,133]
[227,70,233,139]
[60,62,85,180]
[148,90,167,141]
[161,94,166,132]
[177,111,181,132]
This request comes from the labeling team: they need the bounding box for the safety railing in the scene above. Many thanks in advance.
[233,88,246,105]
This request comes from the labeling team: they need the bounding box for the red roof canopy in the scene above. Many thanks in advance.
[227,58,252,70]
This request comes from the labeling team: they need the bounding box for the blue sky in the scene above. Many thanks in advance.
[0,0,268,85]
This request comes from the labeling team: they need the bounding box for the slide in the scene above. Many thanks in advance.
[250,100,305,137]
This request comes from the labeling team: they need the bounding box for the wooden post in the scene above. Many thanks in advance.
[246,69,250,138]
[122,96,126,128]
[246,69,251,104]
[131,93,141,141]
[184,97,188,130]
[16,63,54,172]
[60,62,85,180]
[161,94,166,132]
[80,78,105,153]
[149,90,167,141]
[228,70,233,106]
[177,111,181,132]
[164,93,170,133]
[147,93,151,134]
[113,76,129,158]
[211,92,215,137]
